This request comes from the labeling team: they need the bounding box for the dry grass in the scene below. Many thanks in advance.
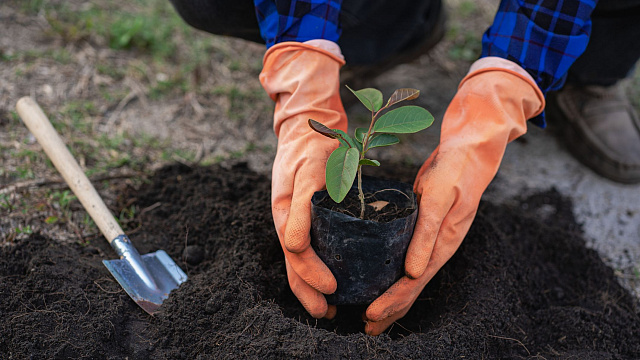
[1,0,275,243]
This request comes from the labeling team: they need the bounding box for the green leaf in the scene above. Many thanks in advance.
[354,128,367,143]
[346,86,383,112]
[366,134,399,150]
[332,129,357,149]
[308,119,339,139]
[353,138,363,153]
[336,139,350,148]
[45,216,59,224]
[386,88,420,107]
[336,138,350,148]
[373,106,434,134]
[326,147,359,203]
[359,159,380,167]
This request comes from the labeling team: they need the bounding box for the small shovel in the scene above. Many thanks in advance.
[16,97,187,315]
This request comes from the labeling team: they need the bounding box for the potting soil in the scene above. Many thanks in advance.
[1,163,639,359]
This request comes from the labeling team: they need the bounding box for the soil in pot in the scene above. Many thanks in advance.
[1,162,639,359]
[314,184,416,223]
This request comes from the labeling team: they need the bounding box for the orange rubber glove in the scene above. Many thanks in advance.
[259,41,347,319]
[364,60,545,335]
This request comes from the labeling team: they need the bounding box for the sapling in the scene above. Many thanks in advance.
[309,86,434,219]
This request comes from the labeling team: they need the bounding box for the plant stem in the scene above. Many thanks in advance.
[357,109,381,220]
[357,165,365,219]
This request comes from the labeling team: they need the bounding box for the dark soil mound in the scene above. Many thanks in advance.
[1,163,639,359]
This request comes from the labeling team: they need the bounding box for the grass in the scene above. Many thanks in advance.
[20,0,45,14]
[57,100,97,134]
[49,190,77,210]
[117,204,139,230]
[149,78,188,100]
[35,0,223,94]
[445,0,486,62]
[14,225,33,235]
[44,190,77,224]
[1,48,74,65]
[4,0,271,244]
[0,194,13,211]
[161,148,196,163]
[5,0,257,129]
[96,62,126,81]
[211,85,268,120]
[199,142,269,166]
[8,94,162,179]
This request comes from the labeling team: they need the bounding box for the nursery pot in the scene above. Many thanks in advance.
[310,176,418,305]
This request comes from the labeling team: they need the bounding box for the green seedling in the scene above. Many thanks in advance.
[46,190,77,224]
[0,194,13,211]
[50,190,76,210]
[15,225,33,235]
[309,86,434,219]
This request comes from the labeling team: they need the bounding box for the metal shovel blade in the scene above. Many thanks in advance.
[103,248,187,315]
[16,97,187,315]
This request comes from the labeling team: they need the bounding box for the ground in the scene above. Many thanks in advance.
[2,163,640,359]
[1,0,640,358]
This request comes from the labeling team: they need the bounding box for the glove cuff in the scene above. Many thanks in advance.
[262,41,346,73]
[462,57,545,119]
[303,40,345,62]
[259,41,347,139]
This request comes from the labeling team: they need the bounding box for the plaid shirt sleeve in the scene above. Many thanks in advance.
[481,0,598,126]
[254,0,342,48]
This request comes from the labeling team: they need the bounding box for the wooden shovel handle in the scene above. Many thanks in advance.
[16,97,124,243]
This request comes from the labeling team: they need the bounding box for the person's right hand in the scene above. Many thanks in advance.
[364,58,545,335]
[259,41,348,319]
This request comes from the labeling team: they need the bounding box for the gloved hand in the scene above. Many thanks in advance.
[259,41,347,319]
[364,59,545,335]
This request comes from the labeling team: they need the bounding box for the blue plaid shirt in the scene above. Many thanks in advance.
[482,0,597,126]
[255,0,598,126]
[254,0,342,46]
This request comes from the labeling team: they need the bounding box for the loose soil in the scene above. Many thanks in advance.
[1,163,639,359]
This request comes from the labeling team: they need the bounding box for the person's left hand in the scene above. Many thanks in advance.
[260,41,349,319]
[363,60,544,335]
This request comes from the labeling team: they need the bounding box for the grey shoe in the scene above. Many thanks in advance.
[547,82,640,184]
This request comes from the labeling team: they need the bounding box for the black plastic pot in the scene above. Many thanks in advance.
[310,176,418,305]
